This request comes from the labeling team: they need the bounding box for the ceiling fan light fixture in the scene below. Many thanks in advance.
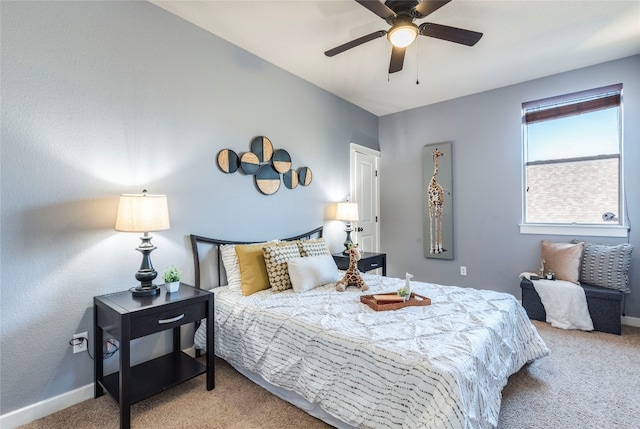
[387,23,418,48]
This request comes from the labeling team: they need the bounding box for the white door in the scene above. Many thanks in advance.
[350,144,380,253]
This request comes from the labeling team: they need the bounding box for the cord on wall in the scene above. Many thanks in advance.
[68,337,119,360]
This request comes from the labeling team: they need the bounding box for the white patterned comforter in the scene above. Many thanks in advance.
[194,273,548,429]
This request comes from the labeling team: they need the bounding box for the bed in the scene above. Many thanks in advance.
[190,227,549,429]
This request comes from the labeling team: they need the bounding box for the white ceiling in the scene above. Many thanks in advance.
[151,1,640,116]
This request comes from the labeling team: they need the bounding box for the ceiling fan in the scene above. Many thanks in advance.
[324,0,483,73]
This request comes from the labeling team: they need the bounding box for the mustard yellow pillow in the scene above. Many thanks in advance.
[236,243,271,296]
[541,240,584,284]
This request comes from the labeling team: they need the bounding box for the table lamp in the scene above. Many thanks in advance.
[115,190,170,296]
[335,202,359,254]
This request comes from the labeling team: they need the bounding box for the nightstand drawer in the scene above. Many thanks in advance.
[131,301,206,339]
[360,258,383,272]
[332,252,386,276]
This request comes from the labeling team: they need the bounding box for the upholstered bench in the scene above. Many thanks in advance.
[520,240,633,335]
[520,278,624,335]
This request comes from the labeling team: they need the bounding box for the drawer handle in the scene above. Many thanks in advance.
[158,314,185,324]
[370,263,378,267]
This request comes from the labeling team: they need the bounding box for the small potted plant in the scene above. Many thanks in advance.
[397,286,410,302]
[546,270,555,280]
[397,273,413,302]
[163,265,181,293]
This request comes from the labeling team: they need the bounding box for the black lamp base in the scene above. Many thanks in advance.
[343,223,354,255]
[130,285,160,297]
[131,234,160,297]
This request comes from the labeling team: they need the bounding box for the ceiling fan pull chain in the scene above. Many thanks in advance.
[416,44,420,85]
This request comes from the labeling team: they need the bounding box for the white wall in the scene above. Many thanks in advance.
[379,55,640,317]
[0,1,378,415]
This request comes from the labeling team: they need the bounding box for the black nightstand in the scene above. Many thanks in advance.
[94,283,214,428]
[333,252,387,276]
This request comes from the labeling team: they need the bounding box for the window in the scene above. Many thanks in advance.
[521,84,626,236]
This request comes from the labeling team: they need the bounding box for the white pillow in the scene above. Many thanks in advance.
[287,254,340,293]
[220,244,241,291]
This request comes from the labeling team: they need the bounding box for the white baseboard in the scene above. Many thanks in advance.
[0,345,197,428]
[183,345,197,357]
[622,315,640,328]
[0,383,93,429]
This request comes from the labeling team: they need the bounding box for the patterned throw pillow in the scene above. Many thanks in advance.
[263,243,301,292]
[579,242,633,293]
[299,238,331,257]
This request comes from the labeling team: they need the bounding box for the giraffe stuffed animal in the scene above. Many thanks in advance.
[336,244,369,292]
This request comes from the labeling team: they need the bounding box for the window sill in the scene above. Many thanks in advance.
[519,224,629,238]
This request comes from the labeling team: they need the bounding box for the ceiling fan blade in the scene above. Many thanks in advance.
[324,30,387,57]
[419,22,483,46]
[355,0,396,20]
[389,46,406,73]
[413,0,452,18]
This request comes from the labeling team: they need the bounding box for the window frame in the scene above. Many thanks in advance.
[520,83,628,238]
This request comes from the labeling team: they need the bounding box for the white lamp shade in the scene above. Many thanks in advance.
[335,202,359,222]
[388,24,418,48]
[115,193,170,232]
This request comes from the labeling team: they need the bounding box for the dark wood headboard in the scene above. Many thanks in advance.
[190,227,323,290]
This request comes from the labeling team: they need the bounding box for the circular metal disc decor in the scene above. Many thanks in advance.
[298,167,312,186]
[283,169,299,189]
[250,136,273,163]
[272,149,292,174]
[217,149,239,174]
[255,164,280,195]
[240,152,261,175]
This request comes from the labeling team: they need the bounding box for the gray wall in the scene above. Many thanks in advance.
[3,0,638,419]
[0,1,378,414]
[379,55,640,317]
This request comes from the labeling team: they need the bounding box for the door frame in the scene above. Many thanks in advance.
[350,143,381,253]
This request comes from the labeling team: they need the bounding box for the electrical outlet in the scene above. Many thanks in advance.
[73,332,88,354]
[106,339,118,352]
[460,266,467,276]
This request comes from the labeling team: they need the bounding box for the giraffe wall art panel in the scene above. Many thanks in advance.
[422,142,454,260]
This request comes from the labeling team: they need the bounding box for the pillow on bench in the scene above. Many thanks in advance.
[573,241,633,294]
[541,240,583,284]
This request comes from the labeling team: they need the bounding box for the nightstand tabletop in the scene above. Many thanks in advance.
[95,284,211,314]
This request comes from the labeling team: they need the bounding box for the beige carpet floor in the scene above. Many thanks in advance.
[20,321,640,429]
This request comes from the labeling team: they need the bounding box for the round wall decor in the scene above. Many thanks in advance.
[272,149,292,174]
[217,149,240,173]
[255,165,280,195]
[298,167,313,186]
[217,136,311,195]
[283,169,299,189]
[240,152,261,175]
[251,136,273,163]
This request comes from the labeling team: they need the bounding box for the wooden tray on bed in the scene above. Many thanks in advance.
[360,292,431,311]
